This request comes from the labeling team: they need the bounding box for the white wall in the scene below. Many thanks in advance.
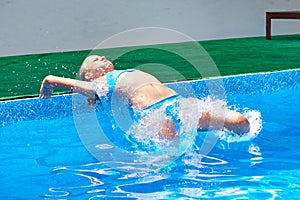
[0,0,300,56]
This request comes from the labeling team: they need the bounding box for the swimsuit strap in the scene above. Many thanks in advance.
[142,94,181,111]
[105,69,136,92]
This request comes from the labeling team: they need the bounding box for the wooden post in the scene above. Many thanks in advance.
[266,12,271,40]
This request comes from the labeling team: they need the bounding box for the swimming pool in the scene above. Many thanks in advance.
[0,69,299,199]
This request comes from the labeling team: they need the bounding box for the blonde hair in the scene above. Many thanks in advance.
[79,55,114,81]
[79,56,95,80]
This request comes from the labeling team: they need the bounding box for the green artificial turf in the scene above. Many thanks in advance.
[0,34,299,100]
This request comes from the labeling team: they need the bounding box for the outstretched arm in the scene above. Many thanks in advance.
[40,75,96,99]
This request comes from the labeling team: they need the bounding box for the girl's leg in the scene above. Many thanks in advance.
[198,110,250,135]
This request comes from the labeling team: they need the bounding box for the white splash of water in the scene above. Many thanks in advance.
[127,97,202,158]
[94,80,109,96]
[127,96,263,159]
[218,109,262,142]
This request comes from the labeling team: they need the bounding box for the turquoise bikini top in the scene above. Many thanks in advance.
[105,69,135,94]
[94,69,135,109]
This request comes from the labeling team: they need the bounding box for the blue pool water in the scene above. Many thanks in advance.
[0,69,299,199]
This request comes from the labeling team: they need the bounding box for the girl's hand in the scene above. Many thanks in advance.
[39,76,54,99]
